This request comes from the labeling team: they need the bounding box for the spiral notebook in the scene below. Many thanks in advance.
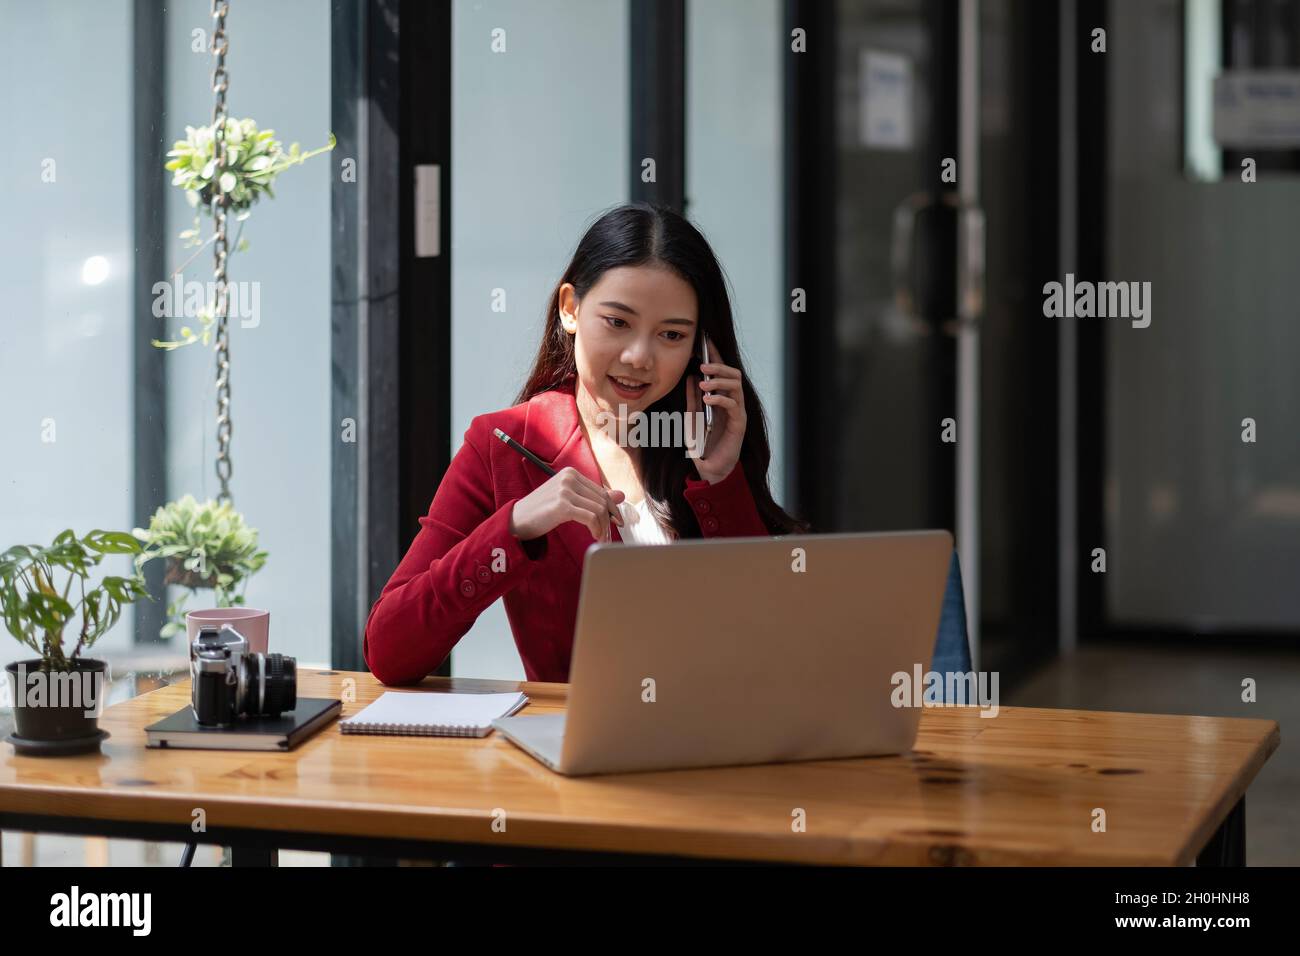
[339,691,529,738]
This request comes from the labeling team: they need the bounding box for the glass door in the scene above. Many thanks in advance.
[820,0,982,658]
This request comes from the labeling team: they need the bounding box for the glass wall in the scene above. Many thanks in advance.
[0,1,135,673]
[2,0,790,685]
[0,0,332,867]
[0,0,333,676]
[1106,0,1300,629]
[687,0,786,504]
[163,0,332,665]
[450,0,630,679]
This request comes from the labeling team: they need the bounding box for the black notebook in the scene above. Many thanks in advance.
[144,697,342,751]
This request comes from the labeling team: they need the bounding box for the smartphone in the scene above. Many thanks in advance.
[699,334,713,432]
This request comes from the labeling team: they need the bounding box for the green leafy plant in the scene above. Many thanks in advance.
[166,117,335,220]
[152,300,219,352]
[155,118,336,351]
[0,530,151,671]
[133,495,269,639]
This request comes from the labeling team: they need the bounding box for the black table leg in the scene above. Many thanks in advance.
[1197,797,1246,867]
[231,845,278,867]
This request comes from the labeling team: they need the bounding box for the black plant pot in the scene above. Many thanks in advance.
[5,658,108,746]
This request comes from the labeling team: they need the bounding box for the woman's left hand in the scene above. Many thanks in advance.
[685,338,747,484]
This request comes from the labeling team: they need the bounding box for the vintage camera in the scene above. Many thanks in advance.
[190,624,297,727]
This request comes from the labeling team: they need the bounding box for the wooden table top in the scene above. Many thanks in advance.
[0,669,1279,865]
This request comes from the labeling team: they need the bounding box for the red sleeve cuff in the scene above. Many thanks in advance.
[682,463,769,537]
[434,500,542,618]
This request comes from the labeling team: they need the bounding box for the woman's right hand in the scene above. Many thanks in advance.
[508,467,625,543]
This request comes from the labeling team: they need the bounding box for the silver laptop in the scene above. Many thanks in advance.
[493,530,953,776]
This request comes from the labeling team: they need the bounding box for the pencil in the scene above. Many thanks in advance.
[492,428,622,525]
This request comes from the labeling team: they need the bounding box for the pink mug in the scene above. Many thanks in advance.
[186,608,270,656]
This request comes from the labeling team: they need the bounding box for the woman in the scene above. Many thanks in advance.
[363,202,805,685]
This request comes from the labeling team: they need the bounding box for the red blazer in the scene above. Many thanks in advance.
[363,382,771,685]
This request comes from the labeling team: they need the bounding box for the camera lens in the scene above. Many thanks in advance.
[228,652,299,719]
[261,653,296,716]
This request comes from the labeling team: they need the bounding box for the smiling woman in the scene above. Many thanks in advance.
[518,205,801,536]
[362,203,806,686]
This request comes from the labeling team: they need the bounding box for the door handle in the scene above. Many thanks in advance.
[890,191,984,336]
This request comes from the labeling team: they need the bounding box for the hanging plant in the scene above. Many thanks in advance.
[132,495,268,639]
[168,118,336,222]
[153,118,335,351]
[140,11,288,609]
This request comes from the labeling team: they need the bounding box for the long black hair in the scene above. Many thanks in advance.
[516,202,806,538]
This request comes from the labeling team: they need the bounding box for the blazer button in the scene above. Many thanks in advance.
[703,516,719,533]
[459,579,476,597]
[476,565,492,583]
[695,499,712,514]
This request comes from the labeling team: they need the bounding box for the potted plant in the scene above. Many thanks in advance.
[1,529,151,754]
[155,117,335,351]
[133,495,268,639]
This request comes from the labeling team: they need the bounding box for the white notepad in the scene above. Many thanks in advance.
[339,691,529,738]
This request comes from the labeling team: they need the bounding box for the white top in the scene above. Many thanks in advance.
[617,498,673,545]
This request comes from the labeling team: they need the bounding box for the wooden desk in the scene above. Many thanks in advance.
[0,669,1279,865]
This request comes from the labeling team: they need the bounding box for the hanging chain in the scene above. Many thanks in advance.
[210,0,233,504]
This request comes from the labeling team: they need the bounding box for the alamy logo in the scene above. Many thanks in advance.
[50,886,151,936]
[5,663,104,718]
[1042,273,1151,328]
[890,664,1000,718]
[594,405,708,458]
[151,271,261,328]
